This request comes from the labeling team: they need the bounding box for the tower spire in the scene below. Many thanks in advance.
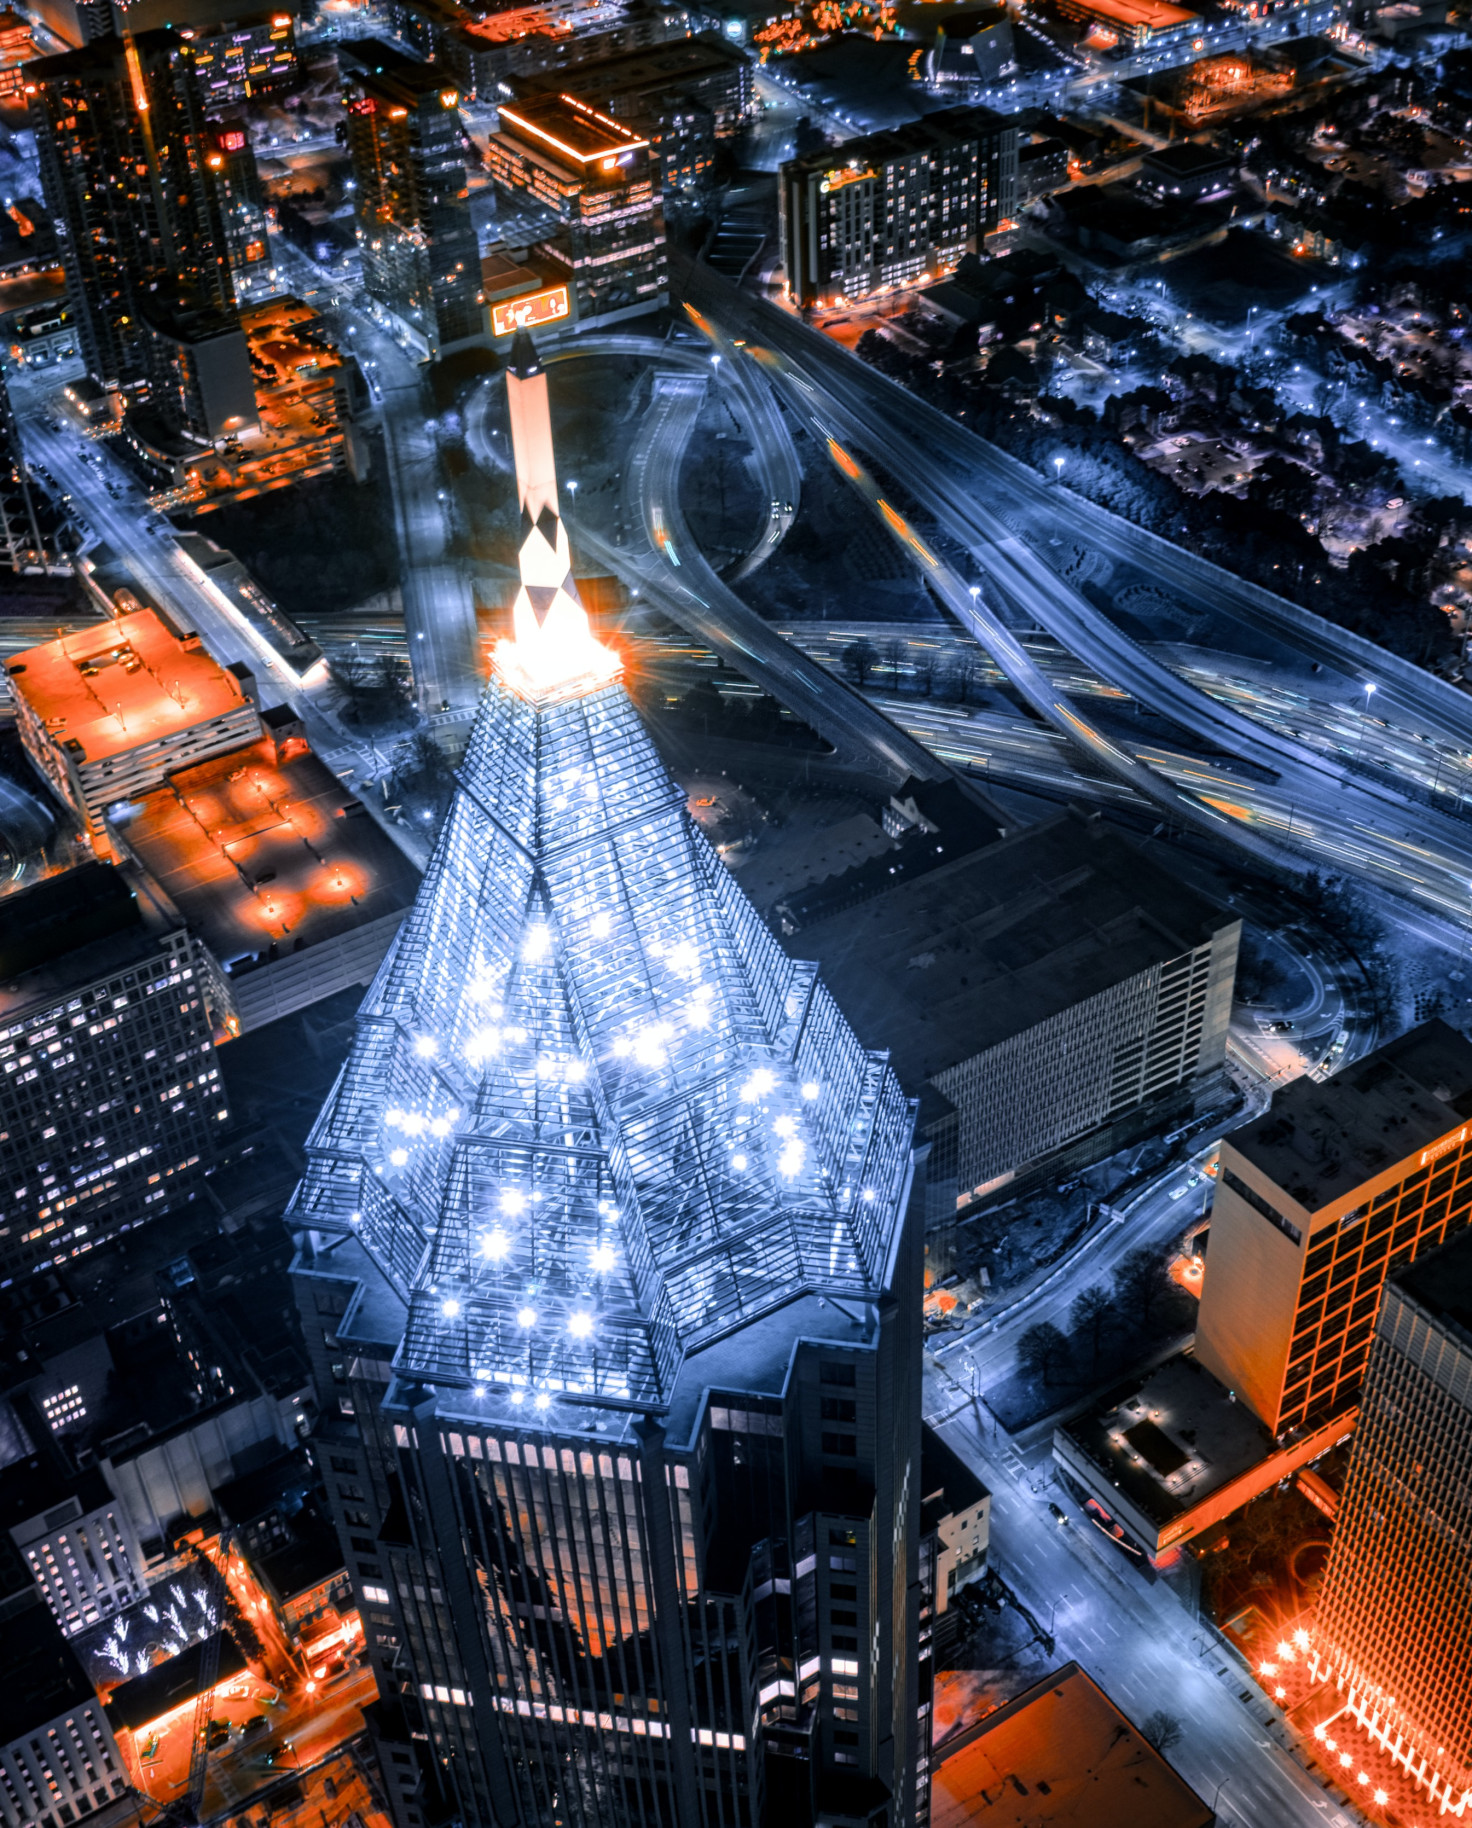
[495,330,618,699]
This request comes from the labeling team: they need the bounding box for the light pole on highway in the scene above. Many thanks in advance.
[1354,681,1376,762]
[1052,455,1065,485]
[1211,1775,1233,1822]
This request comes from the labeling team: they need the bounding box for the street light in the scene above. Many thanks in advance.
[1053,455,1065,484]
[1212,1776,1234,1820]
[1352,681,1377,763]
[567,479,578,503]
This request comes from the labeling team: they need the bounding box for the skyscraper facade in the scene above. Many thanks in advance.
[28,31,238,397]
[1310,1226,1472,1816]
[289,334,926,1828]
[342,42,482,358]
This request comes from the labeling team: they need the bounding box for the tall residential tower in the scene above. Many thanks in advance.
[289,333,926,1828]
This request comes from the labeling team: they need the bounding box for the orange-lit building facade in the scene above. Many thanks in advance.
[1196,1021,1472,1436]
[485,93,668,325]
[5,610,262,856]
[1309,1227,1472,1816]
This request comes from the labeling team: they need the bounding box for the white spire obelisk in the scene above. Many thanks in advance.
[494,330,620,698]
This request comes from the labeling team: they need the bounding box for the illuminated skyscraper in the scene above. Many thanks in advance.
[1310,1226,1472,1816]
[341,41,482,358]
[290,333,926,1828]
[28,31,239,398]
[1196,1020,1472,1436]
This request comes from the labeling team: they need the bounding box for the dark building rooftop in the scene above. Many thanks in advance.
[791,810,1231,1094]
[0,1599,97,1740]
[1227,1018,1472,1211]
[1393,1223,1472,1350]
[782,102,1016,180]
[0,862,140,982]
[920,1423,988,1529]
[105,1629,246,1733]
[1141,140,1236,179]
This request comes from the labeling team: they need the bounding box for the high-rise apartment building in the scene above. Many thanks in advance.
[780,107,1020,308]
[288,333,925,1828]
[0,863,228,1288]
[341,41,482,358]
[1196,1019,1472,1436]
[1310,1226,1472,1816]
[28,31,239,397]
[487,92,668,324]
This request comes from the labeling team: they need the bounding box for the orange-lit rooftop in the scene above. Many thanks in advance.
[497,93,649,164]
[111,736,420,968]
[7,610,251,766]
[931,1662,1213,1827]
[1070,0,1196,27]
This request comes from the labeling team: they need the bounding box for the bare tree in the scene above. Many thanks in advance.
[881,637,908,691]
[1113,1246,1170,1327]
[914,653,937,698]
[841,637,879,689]
[332,650,372,723]
[1140,1712,1184,1755]
[1017,1322,1068,1385]
[1069,1284,1112,1360]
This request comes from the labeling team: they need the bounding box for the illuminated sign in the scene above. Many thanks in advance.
[219,129,246,151]
[1420,1125,1468,1168]
[491,284,570,337]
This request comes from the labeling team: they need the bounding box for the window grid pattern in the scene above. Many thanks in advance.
[1278,1141,1472,1432]
[1314,1280,1472,1808]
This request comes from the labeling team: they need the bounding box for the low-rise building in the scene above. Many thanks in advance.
[780,106,1019,307]
[792,809,1239,1212]
[1053,1352,1356,1563]
[108,732,419,1033]
[6,609,262,853]
[2,300,75,372]
[930,1660,1213,1826]
[185,7,295,108]
[920,1424,988,1642]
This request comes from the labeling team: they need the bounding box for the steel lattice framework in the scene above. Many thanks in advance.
[288,332,912,1415]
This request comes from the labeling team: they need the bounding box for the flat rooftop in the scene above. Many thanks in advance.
[1059,1353,1272,1530]
[1394,1223,1472,1351]
[106,1630,246,1734]
[0,1601,96,1742]
[781,103,1015,180]
[931,1661,1212,1827]
[498,93,651,162]
[516,31,747,97]
[1069,0,1196,27]
[1227,1018,1472,1211]
[6,608,253,768]
[111,735,419,971]
[0,861,139,980]
[792,810,1230,1091]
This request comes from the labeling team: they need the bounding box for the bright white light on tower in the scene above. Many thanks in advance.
[386,1107,405,1128]
[403,1113,427,1137]
[517,1306,537,1329]
[591,1244,616,1273]
[801,1081,820,1100]
[481,1228,511,1261]
[534,1392,551,1410]
[523,925,551,963]
[740,1068,776,1103]
[590,911,611,939]
[613,1037,632,1058]
[633,1023,674,1066]
[568,1312,594,1339]
[778,1140,806,1177]
[500,1190,527,1217]
[731,1153,748,1171]
[415,1036,438,1058]
[666,941,700,980]
[511,1390,525,1406]
[430,1117,451,1138]
[390,1148,409,1167]
[565,1059,587,1082]
[773,1115,796,1138]
[686,998,712,1031]
[441,1298,460,1318]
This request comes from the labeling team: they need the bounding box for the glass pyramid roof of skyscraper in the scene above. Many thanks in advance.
[285,338,915,1413]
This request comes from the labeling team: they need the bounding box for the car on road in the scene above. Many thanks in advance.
[1048,1502,1067,1526]
[1268,1019,1294,1032]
